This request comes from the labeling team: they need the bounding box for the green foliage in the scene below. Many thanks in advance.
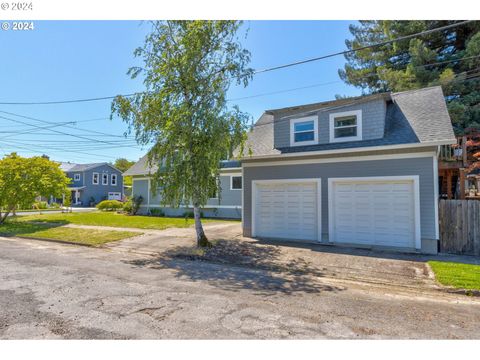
[0,153,70,223]
[131,195,143,215]
[122,200,133,213]
[111,20,252,213]
[96,200,124,211]
[339,21,480,134]
[33,201,48,210]
[149,208,165,217]
[113,158,136,173]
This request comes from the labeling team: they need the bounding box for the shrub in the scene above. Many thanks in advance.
[33,201,48,210]
[149,208,165,217]
[122,200,133,214]
[96,200,124,211]
[131,195,143,215]
[49,202,60,209]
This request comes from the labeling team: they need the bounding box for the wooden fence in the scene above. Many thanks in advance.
[439,199,480,256]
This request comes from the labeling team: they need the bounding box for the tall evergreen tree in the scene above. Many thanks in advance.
[339,21,480,134]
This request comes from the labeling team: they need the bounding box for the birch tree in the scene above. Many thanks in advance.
[112,21,252,247]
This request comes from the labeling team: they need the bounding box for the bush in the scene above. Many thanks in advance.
[33,201,48,210]
[96,200,124,211]
[122,195,143,215]
[122,200,133,214]
[149,208,165,217]
[49,202,60,209]
[131,195,143,215]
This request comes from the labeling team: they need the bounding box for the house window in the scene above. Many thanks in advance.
[329,110,362,143]
[290,116,318,146]
[92,173,99,185]
[102,173,108,185]
[231,175,242,190]
[74,173,80,181]
[111,174,117,186]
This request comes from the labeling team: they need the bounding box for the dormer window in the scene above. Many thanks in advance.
[329,110,362,143]
[290,116,318,146]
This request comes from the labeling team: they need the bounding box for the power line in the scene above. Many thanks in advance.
[252,21,475,75]
[0,110,135,139]
[228,54,480,103]
[0,114,140,147]
[244,70,480,131]
[0,21,474,106]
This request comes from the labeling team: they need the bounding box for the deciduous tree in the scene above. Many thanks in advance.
[112,21,252,247]
[0,153,71,223]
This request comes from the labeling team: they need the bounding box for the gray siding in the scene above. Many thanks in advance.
[132,174,242,219]
[66,171,84,187]
[79,164,123,205]
[243,155,436,244]
[274,99,387,148]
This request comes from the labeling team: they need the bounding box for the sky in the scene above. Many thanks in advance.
[0,20,362,164]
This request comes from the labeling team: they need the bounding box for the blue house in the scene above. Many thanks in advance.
[59,162,124,206]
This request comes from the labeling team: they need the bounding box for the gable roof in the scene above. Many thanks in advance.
[60,162,121,173]
[242,86,455,158]
[123,154,158,176]
[124,155,242,177]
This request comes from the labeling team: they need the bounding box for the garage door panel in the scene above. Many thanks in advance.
[254,181,319,241]
[331,179,416,248]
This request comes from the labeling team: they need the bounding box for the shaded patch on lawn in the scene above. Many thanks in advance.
[0,221,139,246]
[124,239,345,295]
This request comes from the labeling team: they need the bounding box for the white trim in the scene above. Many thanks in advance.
[241,140,455,161]
[230,175,242,190]
[328,175,421,250]
[73,173,81,181]
[111,173,117,186]
[289,116,318,147]
[92,172,99,185]
[251,178,322,242]
[220,168,242,174]
[329,110,362,143]
[433,153,439,240]
[139,204,242,209]
[101,173,108,185]
[243,151,437,167]
[218,172,242,176]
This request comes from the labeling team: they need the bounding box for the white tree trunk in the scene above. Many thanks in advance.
[193,205,210,247]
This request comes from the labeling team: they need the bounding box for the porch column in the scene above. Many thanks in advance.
[75,190,78,204]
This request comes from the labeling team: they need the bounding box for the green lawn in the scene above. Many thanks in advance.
[0,221,139,246]
[16,211,235,230]
[428,261,480,291]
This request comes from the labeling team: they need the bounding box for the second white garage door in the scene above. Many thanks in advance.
[329,177,419,249]
[253,180,320,241]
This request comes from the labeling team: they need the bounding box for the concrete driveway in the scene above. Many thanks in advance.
[1,222,479,339]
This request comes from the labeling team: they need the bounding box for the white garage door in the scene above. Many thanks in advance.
[253,181,320,241]
[330,178,417,248]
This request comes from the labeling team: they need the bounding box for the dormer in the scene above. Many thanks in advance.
[272,94,388,150]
